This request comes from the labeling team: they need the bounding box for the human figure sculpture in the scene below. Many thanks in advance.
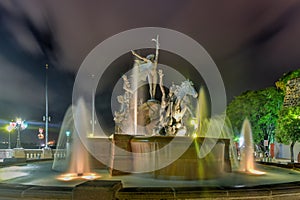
[122,75,133,95]
[113,75,134,133]
[131,35,159,99]
[157,69,167,132]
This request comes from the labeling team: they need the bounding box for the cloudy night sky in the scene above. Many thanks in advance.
[0,0,300,143]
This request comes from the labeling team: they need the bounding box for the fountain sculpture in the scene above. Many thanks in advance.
[111,36,223,179]
[111,35,264,179]
[53,35,264,181]
[114,36,198,136]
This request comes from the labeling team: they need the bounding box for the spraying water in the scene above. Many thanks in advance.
[239,119,265,175]
[53,98,100,181]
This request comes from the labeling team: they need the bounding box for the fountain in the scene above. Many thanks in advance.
[53,98,100,181]
[53,35,264,181]
[239,119,265,175]
[110,35,259,179]
[4,33,300,200]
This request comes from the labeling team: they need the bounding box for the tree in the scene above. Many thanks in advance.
[227,87,283,149]
[276,106,300,162]
[275,69,300,163]
[257,88,284,145]
[227,90,259,135]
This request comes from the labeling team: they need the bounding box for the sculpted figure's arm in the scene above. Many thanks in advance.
[131,50,149,63]
[152,35,159,65]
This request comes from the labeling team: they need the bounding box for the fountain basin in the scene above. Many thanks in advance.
[111,135,231,180]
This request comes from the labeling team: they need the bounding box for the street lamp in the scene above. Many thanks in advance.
[16,118,27,148]
[8,118,27,149]
[66,130,71,143]
[65,130,71,158]
[43,64,51,149]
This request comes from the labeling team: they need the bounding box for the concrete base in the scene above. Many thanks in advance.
[0,158,26,166]
[13,148,25,158]
[73,180,122,200]
[0,183,72,199]
[41,148,53,159]
[0,181,299,200]
[0,149,13,159]
[117,182,300,200]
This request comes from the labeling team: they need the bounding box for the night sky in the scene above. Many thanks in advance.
[0,0,300,143]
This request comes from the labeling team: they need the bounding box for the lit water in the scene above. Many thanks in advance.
[239,119,265,175]
[53,98,94,179]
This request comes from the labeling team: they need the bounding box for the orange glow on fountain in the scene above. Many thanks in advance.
[239,119,265,175]
[53,99,101,182]
[57,173,101,181]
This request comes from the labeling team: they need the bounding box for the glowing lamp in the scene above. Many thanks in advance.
[6,125,13,132]
[65,131,71,137]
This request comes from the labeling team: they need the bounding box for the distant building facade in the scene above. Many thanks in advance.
[275,77,300,162]
[283,77,300,107]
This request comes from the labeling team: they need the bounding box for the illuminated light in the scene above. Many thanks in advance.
[82,174,101,180]
[239,136,244,148]
[65,131,71,137]
[6,125,13,132]
[233,136,239,142]
[21,122,28,129]
[39,128,44,134]
[10,122,16,128]
[234,185,246,188]
[47,140,55,145]
[57,173,101,181]
[192,133,198,139]
[38,133,44,140]
[247,169,266,175]
[16,118,22,124]
[88,133,94,137]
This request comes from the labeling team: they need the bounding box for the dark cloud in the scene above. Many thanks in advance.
[0,0,300,137]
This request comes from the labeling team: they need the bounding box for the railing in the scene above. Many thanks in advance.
[25,149,43,160]
[53,149,66,159]
[23,149,67,160]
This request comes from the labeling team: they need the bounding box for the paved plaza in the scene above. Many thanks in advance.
[0,161,300,199]
[0,161,300,188]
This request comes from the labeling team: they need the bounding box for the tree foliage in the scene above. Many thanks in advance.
[276,106,300,162]
[226,87,283,147]
[275,68,300,162]
[257,88,284,144]
[276,106,300,144]
[227,68,300,161]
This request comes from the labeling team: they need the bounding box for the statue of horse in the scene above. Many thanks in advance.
[174,80,198,102]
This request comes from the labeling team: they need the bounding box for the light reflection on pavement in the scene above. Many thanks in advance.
[0,161,300,188]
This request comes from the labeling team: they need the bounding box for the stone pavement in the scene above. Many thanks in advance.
[0,161,300,199]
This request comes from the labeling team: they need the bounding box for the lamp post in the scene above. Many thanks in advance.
[43,64,51,149]
[65,130,71,158]
[11,118,27,149]
[66,130,71,143]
